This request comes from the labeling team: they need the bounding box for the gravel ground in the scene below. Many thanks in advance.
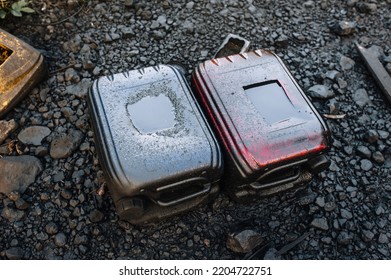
[0,0,390,260]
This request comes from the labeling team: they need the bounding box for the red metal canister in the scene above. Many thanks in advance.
[192,49,331,201]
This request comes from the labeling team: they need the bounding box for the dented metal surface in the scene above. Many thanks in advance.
[0,28,47,118]
[192,49,331,201]
[355,43,391,104]
[88,64,223,224]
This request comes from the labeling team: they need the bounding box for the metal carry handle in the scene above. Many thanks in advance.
[156,183,211,207]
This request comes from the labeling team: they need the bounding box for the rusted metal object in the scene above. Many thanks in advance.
[0,28,47,118]
[355,43,391,104]
[214,34,250,59]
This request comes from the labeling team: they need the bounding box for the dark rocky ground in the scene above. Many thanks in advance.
[0,0,390,260]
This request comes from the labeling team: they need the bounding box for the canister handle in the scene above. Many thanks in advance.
[156,184,211,207]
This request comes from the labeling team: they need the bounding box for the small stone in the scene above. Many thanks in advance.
[372,151,385,164]
[337,78,347,89]
[0,156,42,195]
[124,0,133,7]
[340,55,355,71]
[340,209,353,219]
[356,2,377,13]
[122,27,134,38]
[17,126,51,146]
[89,209,104,223]
[344,146,353,155]
[360,159,373,171]
[275,35,289,48]
[311,218,329,231]
[377,130,389,140]
[363,130,379,144]
[315,197,325,207]
[50,130,84,159]
[362,230,375,242]
[337,231,353,245]
[353,88,372,107]
[35,146,48,157]
[331,21,356,36]
[303,1,315,8]
[226,229,263,253]
[66,78,92,99]
[182,20,194,34]
[5,247,24,260]
[378,233,388,244]
[0,119,17,144]
[186,1,194,9]
[74,234,88,245]
[307,85,334,99]
[36,232,49,241]
[54,233,67,247]
[325,70,341,81]
[64,68,80,83]
[264,247,282,260]
[45,222,59,235]
[141,9,152,20]
[1,207,25,222]
[15,198,29,210]
[356,146,371,159]
[375,205,385,215]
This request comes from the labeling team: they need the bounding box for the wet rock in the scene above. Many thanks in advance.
[362,230,375,242]
[0,156,42,195]
[331,21,356,36]
[340,209,353,219]
[378,233,388,244]
[353,88,372,107]
[275,35,289,48]
[263,247,282,260]
[372,151,385,164]
[17,126,51,145]
[337,231,353,245]
[89,209,104,223]
[124,0,133,7]
[356,146,371,159]
[186,2,195,9]
[54,233,67,247]
[325,70,341,81]
[307,85,334,99]
[141,9,152,20]
[303,1,315,8]
[45,222,59,235]
[15,198,29,210]
[121,27,134,38]
[360,159,373,171]
[5,247,24,260]
[311,218,329,231]
[226,229,263,253]
[182,20,194,34]
[1,207,25,222]
[327,98,340,114]
[340,55,355,71]
[66,78,92,99]
[363,130,379,144]
[378,130,389,140]
[64,68,80,83]
[0,119,17,144]
[356,2,377,13]
[50,130,84,159]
